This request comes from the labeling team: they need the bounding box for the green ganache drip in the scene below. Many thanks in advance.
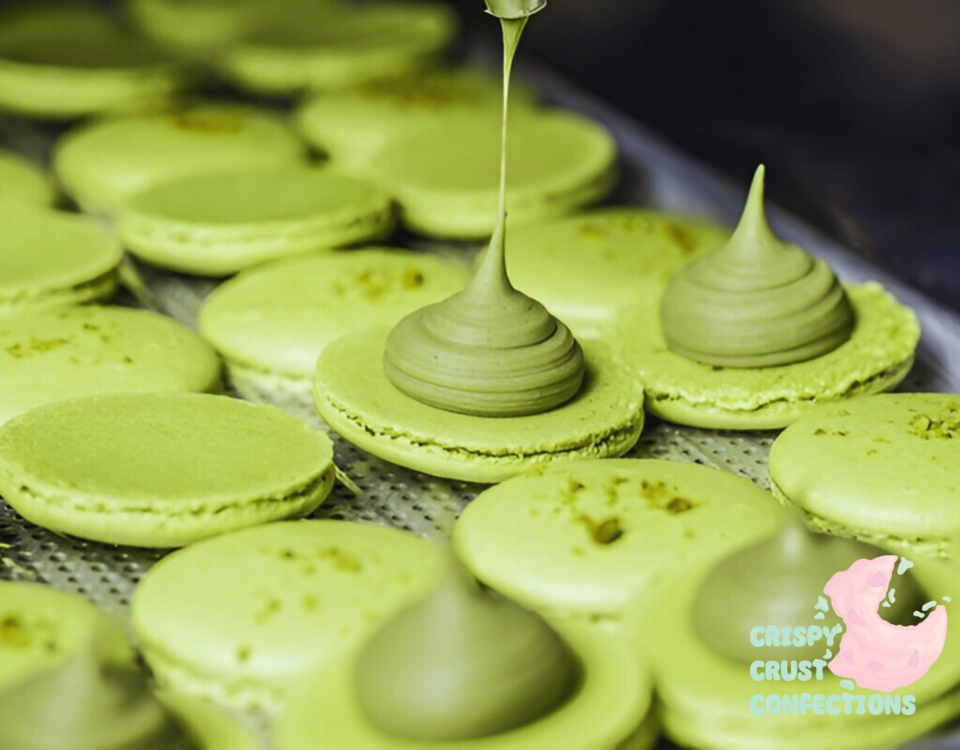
[692,515,924,664]
[355,564,579,741]
[660,165,854,368]
[0,646,198,750]
[383,15,585,418]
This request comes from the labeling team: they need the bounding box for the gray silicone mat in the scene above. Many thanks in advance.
[2,56,960,750]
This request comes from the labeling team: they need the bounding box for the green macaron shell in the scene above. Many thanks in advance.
[0,207,122,316]
[370,111,618,238]
[273,619,655,750]
[454,459,784,622]
[313,327,644,483]
[649,556,960,749]
[0,581,128,693]
[0,150,56,207]
[0,305,221,426]
[132,520,447,711]
[0,4,186,121]
[0,393,335,548]
[769,393,960,558]
[118,167,396,276]
[157,690,257,750]
[506,209,731,336]
[296,68,537,172]
[605,282,919,430]
[53,105,304,214]
[198,248,469,392]
[218,2,458,96]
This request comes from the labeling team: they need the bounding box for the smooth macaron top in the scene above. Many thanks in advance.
[53,105,304,213]
[506,208,731,334]
[0,582,124,693]
[218,2,458,95]
[0,305,222,425]
[454,459,784,620]
[297,67,536,171]
[0,207,121,313]
[199,248,469,380]
[132,520,447,710]
[369,111,617,237]
[770,393,960,542]
[0,150,56,208]
[0,392,331,509]
[117,167,395,275]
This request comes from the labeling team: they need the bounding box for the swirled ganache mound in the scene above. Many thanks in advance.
[691,514,923,664]
[354,565,579,742]
[383,16,585,417]
[660,165,854,368]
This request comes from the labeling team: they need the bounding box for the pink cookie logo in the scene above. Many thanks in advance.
[827,555,948,691]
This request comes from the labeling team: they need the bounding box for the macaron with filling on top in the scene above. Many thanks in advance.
[117,167,396,277]
[217,2,458,96]
[131,520,447,711]
[0,393,336,548]
[367,111,618,239]
[296,67,537,173]
[53,104,304,215]
[769,393,960,559]
[0,305,222,426]
[0,3,187,121]
[314,330,644,484]
[198,248,469,398]
[0,150,56,207]
[0,206,122,316]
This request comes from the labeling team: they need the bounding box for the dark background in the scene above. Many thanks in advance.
[454,0,960,313]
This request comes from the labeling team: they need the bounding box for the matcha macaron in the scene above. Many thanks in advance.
[132,520,446,711]
[0,393,335,548]
[506,208,730,336]
[0,150,56,207]
[198,248,468,396]
[297,67,537,172]
[53,104,304,214]
[454,459,784,623]
[314,330,644,483]
[0,4,186,121]
[0,581,201,750]
[0,207,122,316]
[218,2,458,96]
[0,305,222,426]
[368,111,617,238]
[770,393,960,559]
[117,167,395,276]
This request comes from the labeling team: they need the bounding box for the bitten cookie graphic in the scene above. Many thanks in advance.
[828,555,948,692]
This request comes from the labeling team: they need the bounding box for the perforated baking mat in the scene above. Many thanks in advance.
[2,57,960,750]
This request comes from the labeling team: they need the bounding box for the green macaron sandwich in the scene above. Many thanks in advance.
[273,561,659,750]
[296,67,537,173]
[117,166,396,276]
[313,10,642,482]
[769,393,960,559]
[605,166,920,430]
[0,3,187,121]
[198,248,469,399]
[0,206,122,316]
[0,393,335,548]
[0,305,221,426]
[369,110,617,239]
[217,2,458,96]
[131,520,447,711]
[0,149,56,208]
[53,104,305,214]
